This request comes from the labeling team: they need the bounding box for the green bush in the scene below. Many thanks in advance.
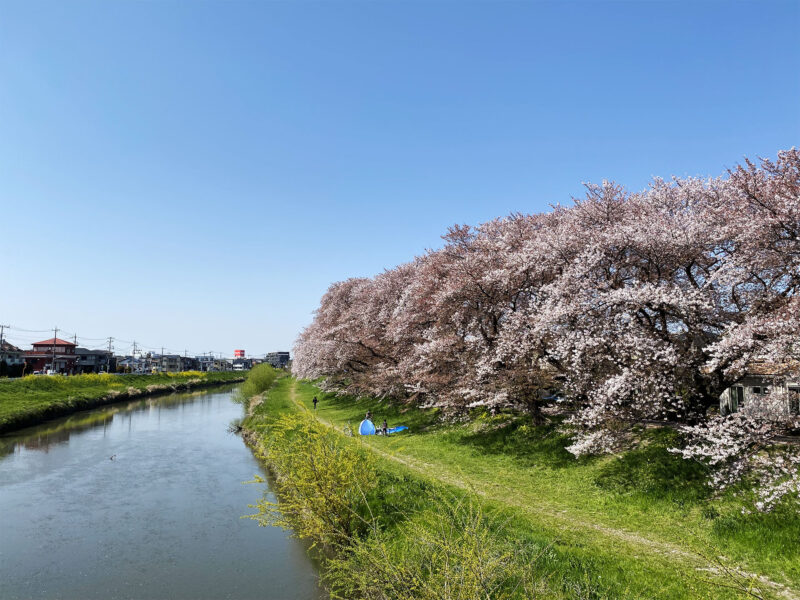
[248,412,376,549]
[237,363,280,402]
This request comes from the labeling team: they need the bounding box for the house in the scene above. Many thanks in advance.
[0,341,25,376]
[152,354,198,373]
[265,351,290,369]
[196,355,215,372]
[720,361,800,415]
[117,355,148,373]
[0,340,24,367]
[75,348,116,373]
[24,338,77,374]
[232,358,252,371]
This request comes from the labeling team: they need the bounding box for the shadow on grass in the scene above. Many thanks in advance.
[593,429,710,503]
[311,388,440,433]
[456,417,584,470]
[458,418,713,503]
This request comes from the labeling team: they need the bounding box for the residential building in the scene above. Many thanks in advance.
[196,355,215,372]
[232,358,253,371]
[75,348,116,373]
[0,340,24,367]
[720,361,800,415]
[0,341,25,376]
[153,354,198,373]
[265,351,290,369]
[117,356,149,373]
[24,338,77,374]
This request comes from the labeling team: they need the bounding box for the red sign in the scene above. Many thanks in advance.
[234,349,245,357]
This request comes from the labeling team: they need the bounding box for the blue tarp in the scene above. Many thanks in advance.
[359,421,408,435]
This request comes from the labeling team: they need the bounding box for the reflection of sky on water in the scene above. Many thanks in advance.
[0,389,229,458]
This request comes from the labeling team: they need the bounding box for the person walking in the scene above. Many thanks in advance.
[312,396,318,410]
[382,419,388,436]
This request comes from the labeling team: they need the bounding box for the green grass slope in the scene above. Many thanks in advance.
[249,377,799,600]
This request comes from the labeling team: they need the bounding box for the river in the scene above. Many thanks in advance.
[0,387,325,600]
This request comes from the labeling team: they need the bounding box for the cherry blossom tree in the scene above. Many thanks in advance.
[294,149,800,509]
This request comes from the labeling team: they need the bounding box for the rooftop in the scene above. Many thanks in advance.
[33,338,77,347]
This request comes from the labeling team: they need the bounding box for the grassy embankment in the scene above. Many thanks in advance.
[243,376,800,600]
[0,370,244,433]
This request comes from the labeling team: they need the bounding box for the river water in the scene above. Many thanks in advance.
[0,387,325,600]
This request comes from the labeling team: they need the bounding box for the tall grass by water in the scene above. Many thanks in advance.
[244,385,567,600]
[242,377,798,600]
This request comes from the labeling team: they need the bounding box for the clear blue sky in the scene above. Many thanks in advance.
[1,0,798,357]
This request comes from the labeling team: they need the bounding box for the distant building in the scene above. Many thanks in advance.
[0,340,24,367]
[75,348,116,374]
[720,361,800,415]
[265,351,290,369]
[0,341,24,376]
[24,338,77,374]
[232,358,252,371]
[117,356,149,373]
[196,355,215,372]
[153,354,198,373]
[212,358,232,371]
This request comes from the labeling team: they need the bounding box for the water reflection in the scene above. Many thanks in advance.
[0,387,234,458]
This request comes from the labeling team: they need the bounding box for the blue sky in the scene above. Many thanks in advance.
[1,0,798,357]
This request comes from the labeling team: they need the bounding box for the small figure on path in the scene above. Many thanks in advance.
[312,396,318,410]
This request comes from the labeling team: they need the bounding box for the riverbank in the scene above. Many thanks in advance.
[242,376,800,600]
[0,371,245,434]
[0,385,325,600]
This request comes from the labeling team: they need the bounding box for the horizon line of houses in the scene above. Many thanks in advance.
[0,338,290,376]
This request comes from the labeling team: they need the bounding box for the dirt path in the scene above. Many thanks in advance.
[286,379,798,600]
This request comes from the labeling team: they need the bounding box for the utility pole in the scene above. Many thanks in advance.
[52,327,58,373]
[107,337,114,374]
[132,341,138,357]
[0,324,9,371]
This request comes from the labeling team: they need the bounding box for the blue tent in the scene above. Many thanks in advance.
[359,421,408,435]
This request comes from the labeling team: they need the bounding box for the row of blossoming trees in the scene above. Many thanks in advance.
[295,150,800,511]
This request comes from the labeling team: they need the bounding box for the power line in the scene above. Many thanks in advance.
[8,326,53,333]
[0,321,239,359]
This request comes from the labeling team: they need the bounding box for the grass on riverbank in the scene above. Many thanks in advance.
[235,363,281,403]
[245,377,800,600]
[0,371,244,432]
